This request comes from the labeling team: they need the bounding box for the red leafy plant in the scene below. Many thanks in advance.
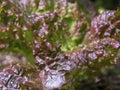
[0,0,120,90]
[0,63,42,90]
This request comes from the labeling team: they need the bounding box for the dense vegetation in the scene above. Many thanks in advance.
[0,0,120,90]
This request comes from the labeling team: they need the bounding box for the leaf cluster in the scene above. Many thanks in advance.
[0,0,120,90]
